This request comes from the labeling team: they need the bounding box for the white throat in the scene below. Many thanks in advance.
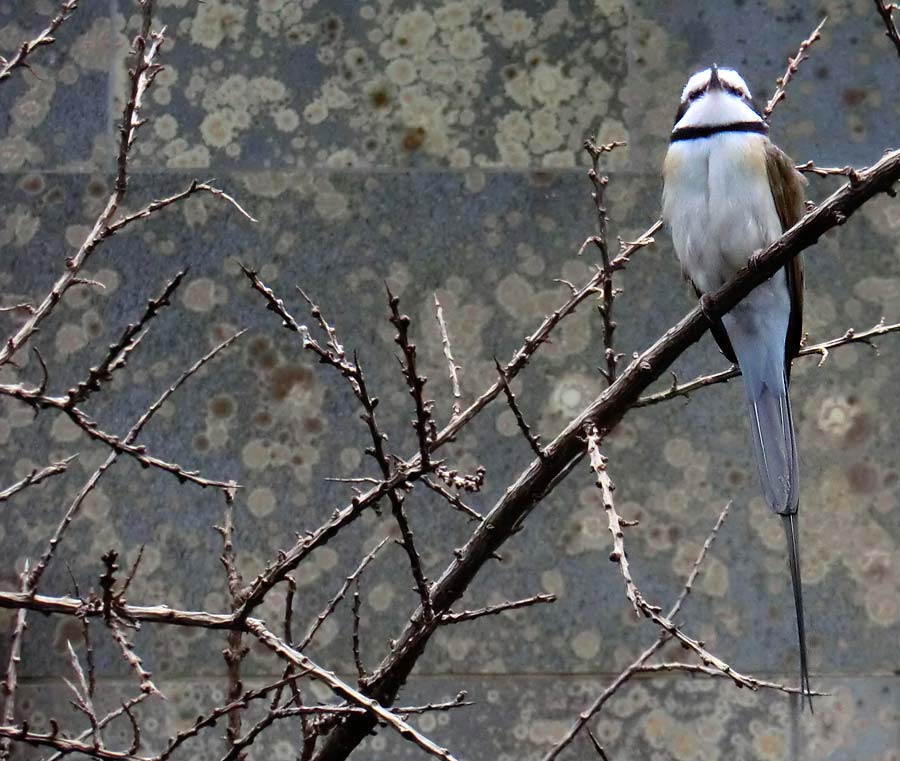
[674,90,762,131]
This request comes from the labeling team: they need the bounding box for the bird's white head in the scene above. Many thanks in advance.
[673,65,763,131]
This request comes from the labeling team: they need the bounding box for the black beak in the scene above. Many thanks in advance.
[707,63,722,91]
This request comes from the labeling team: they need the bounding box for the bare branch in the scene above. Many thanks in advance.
[297,537,389,651]
[583,137,626,384]
[543,503,730,760]
[636,318,900,407]
[0,724,147,761]
[66,271,186,407]
[106,181,256,235]
[764,17,827,118]
[495,359,545,461]
[440,593,556,624]
[388,286,435,468]
[873,0,900,58]
[246,620,462,761]
[422,477,483,522]
[0,563,29,761]
[584,424,641,615]
[0,0,77,84]
[635,662,828,695]
[433,294,463,419]
[0,455,76,503]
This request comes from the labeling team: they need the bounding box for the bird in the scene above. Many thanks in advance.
[661,64,812,707]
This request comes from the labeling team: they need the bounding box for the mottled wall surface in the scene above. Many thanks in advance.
[1,1,899,760]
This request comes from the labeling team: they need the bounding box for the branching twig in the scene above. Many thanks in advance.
[584,424,641,615]
[636,318,900,407]
[388,287,435,467]
[764,17,827,118]
[440,593,556,624]
[0,456,76,503]
[873,0,900,58]
[0,0,77,84]
[543,503,730,760]
[25,329,244,595]
[583,138,626,384]
[496,359,545,461]
[297,537,389,651]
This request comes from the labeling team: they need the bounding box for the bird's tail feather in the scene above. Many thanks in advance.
[744,372,799,514]
[726,312,809,706]
[783,512,813,711]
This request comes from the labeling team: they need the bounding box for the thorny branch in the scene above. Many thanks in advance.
[434,294,463,419]
[873,0,900,58]
[0,455,76,503]
[583,138,627,384]
[635,318,900,407]
[0,0,77,84]
[543,504,732,760]
[2,4,900,761]
[584,424,640,614]
[764,17,827,118]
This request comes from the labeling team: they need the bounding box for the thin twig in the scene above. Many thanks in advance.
[636,318,900,407]
[0,456,76,503]
[433,294,463,419]
[245,620,462,761]
[24,330,244,594]
[388,286,434,467]
[635,662,828,695]
[0,0,77,83]
[543,503,730,760]
[0,563,29,761]
[873,0,900,58]
[584,424,641,615]
[764,17,827,118]
[440,593,556,624]
[297,537,389,651]
[422,477,483,522]
[583,137,626,384]
[495,358,545,461]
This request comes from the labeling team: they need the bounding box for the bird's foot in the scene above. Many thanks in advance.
[747,250,766,273]
[699,293,717,324]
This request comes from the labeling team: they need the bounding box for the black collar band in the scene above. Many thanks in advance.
[670,121,769,142]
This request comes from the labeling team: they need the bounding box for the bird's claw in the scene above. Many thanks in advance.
[699,293,717,325]
[747,251,765,273]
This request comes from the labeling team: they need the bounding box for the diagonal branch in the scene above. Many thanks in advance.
[764,17,827,118]
[584,424,640,615]
[496,359,545,461]
[434,294,463,419]
[0,456,76,503]
[0,0,77,84]
[873,0,900,58]
[245,620,461,761]
[543,503,731,760]
[311,147,900,760]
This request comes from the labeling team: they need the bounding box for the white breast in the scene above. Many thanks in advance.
[662,133,783,294]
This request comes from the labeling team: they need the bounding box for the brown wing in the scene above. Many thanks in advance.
[764,141,807,375]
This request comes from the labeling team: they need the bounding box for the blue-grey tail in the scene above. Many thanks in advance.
[724,305,809,707]
[744,369,799,514]
[783,512,813,711]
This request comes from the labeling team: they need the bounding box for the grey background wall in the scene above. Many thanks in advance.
[0,1,898,759]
